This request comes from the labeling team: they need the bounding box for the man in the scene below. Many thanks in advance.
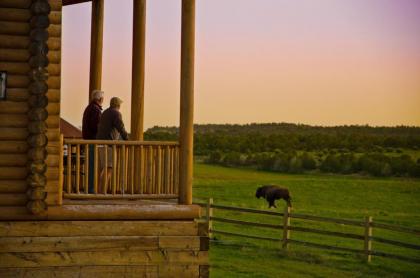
[96,97,129,192]
[82,90,104,193]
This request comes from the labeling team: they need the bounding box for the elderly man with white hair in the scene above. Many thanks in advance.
[82,89,104,193]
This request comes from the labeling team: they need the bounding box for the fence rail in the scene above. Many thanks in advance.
[63,139,179,199]
[196,198,420,264]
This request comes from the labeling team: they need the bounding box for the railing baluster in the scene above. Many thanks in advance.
[175,146,179,194]
[66,144,71,193]
[139,145,144,194]
[84,144,89,194]
[76,144,80,194]
[147,145,153,194]
[165,145,170,194]
[94,144,98,194]
[156,146,162,194]
[112,144,117,195]
[121,145,126,194]
[104,145,108,194]
[130,145,135,194]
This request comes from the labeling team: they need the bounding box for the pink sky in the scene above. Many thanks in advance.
[61,0,420,130]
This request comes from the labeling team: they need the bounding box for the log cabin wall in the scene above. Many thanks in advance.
[0,0,62,212]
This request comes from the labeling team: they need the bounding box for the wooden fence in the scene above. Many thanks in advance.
[63,139,179,200]
[195,198,420,264]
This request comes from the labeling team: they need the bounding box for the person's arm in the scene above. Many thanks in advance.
[113,111,129,140]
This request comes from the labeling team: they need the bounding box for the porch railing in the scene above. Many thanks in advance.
[62,139,180,200]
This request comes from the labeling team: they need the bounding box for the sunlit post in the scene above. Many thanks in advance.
[89,0,104,101]
[131,0,146,140]
[179,0,195,205]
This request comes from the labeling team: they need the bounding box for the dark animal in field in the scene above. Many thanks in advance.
[255,185,292,208]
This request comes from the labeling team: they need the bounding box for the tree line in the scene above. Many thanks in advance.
[145,123,420,178]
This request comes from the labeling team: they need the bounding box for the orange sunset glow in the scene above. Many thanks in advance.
[61,0,420,130]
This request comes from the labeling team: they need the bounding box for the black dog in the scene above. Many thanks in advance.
[256,185,292,208]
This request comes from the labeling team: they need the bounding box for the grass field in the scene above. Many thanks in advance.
[193,163,420,277]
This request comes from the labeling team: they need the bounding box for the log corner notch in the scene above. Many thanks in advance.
[26,0,51,215]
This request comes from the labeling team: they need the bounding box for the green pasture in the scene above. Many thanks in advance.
[193,163,420,277]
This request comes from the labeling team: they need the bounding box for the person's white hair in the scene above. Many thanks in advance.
[91,90,104,101]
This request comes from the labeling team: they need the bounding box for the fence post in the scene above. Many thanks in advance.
[364,216,373,262]
[207,198,213,238]
[282,206,291,249]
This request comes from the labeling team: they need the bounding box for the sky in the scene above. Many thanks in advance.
[61,0,420,130]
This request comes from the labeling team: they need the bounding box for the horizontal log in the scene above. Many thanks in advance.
[0,62,60,75]
[0,48,29,62]
[63,194,179,200]
[210,216,283,230]
[160,265,199,278]
[0,141,27,153]
[49,11,61,25]
[47,204,201,221]
[0,101,28,114]
[0,114,27,127]
[49,0,63,11]
[0,154,27,166]
[372,222,420,236]
[47,51,60,63]
[158,236,200,250]
[47,129,60,141]
[0,236,161,253]
[47,24,61,37]
[289,226,364,240]
[47,89,60,102]
[290,213,365,227]
[6,89,60,102]
[0,34,29,49]
[48,63,60,75]
[46,191,59,205]
[46,154,60,167]
[209,203,284,216]
[0,62,29,74]
[6,74,29,88]
[0,21,29,35]
[0,266,157,277]
[0,180,27,193]
[0,0,31,9]
[0,193,26,206]
[210,229,280,242]
[0,167,27,179]
[47,102,60,115]
[371,236,420,250]
[0,220,199,236]
[47,141,61,154]
[47,76,61,89]
[1,88,28,101]
[288,239,363,253]
[0,128,28,140]
[46,167,59,180]
[48,37,61,51]
[64,139,180,146]
[0,8,30,22]
[0,250,208,267]
[46,115,60,128]
[370,250,420,264]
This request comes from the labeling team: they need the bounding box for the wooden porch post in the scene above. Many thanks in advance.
[131,0,146,140]
[179,0,195,205]
[89,0,104,101]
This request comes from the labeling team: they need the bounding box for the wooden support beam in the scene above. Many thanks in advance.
[88,0,104,101]
[178,0,195,205]
[131,0,146,141]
